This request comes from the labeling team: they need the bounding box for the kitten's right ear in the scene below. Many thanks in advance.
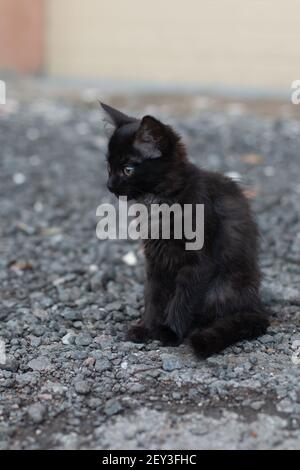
[99,102,137,131]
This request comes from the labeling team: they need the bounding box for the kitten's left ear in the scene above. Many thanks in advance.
[99,102,137,131]
[134,115,168,159]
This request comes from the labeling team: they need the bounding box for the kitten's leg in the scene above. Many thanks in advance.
[125,320,151,343]
[126,275,170,343]
[163,265,212,344]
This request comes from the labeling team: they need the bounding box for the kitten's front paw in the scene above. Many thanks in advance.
[158,325,181,347]
[125,324,150,343]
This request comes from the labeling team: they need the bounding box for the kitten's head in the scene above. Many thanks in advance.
[100,102,185,199]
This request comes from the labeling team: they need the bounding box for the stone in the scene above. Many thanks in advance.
[95,359,111,373]
[104,399,123,417]
[28,356,51,371]
[74,380,91,395]
[27,403,47,424]
[161,354,182,371]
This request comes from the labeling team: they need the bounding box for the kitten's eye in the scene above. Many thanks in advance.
[123,165,135,177]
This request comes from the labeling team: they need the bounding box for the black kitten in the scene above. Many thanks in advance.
[100,102,269,358]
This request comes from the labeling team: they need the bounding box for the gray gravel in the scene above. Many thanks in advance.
[0,86,299,449]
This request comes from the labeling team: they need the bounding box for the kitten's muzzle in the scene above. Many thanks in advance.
[107,180,114,193]
[107,175,118,194]
[107,176,129,197]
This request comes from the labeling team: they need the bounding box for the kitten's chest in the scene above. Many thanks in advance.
[142,237,186,273]
[136,193,190,270]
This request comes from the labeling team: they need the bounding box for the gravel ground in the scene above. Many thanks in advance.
[0,85,299,449]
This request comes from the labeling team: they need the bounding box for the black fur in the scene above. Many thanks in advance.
[100,102,269,357]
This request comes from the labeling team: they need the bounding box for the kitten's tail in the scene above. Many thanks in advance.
[189,311,269,358]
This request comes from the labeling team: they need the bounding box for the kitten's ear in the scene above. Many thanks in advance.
[134,115,167,159]
[99,102,137,131]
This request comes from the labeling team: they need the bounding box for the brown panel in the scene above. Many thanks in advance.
[0,0,44,73]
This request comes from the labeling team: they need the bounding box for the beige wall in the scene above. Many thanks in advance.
[46,0,300,90]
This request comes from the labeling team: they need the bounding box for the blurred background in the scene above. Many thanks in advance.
[1,0,300,92]
[1,0,300,451]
